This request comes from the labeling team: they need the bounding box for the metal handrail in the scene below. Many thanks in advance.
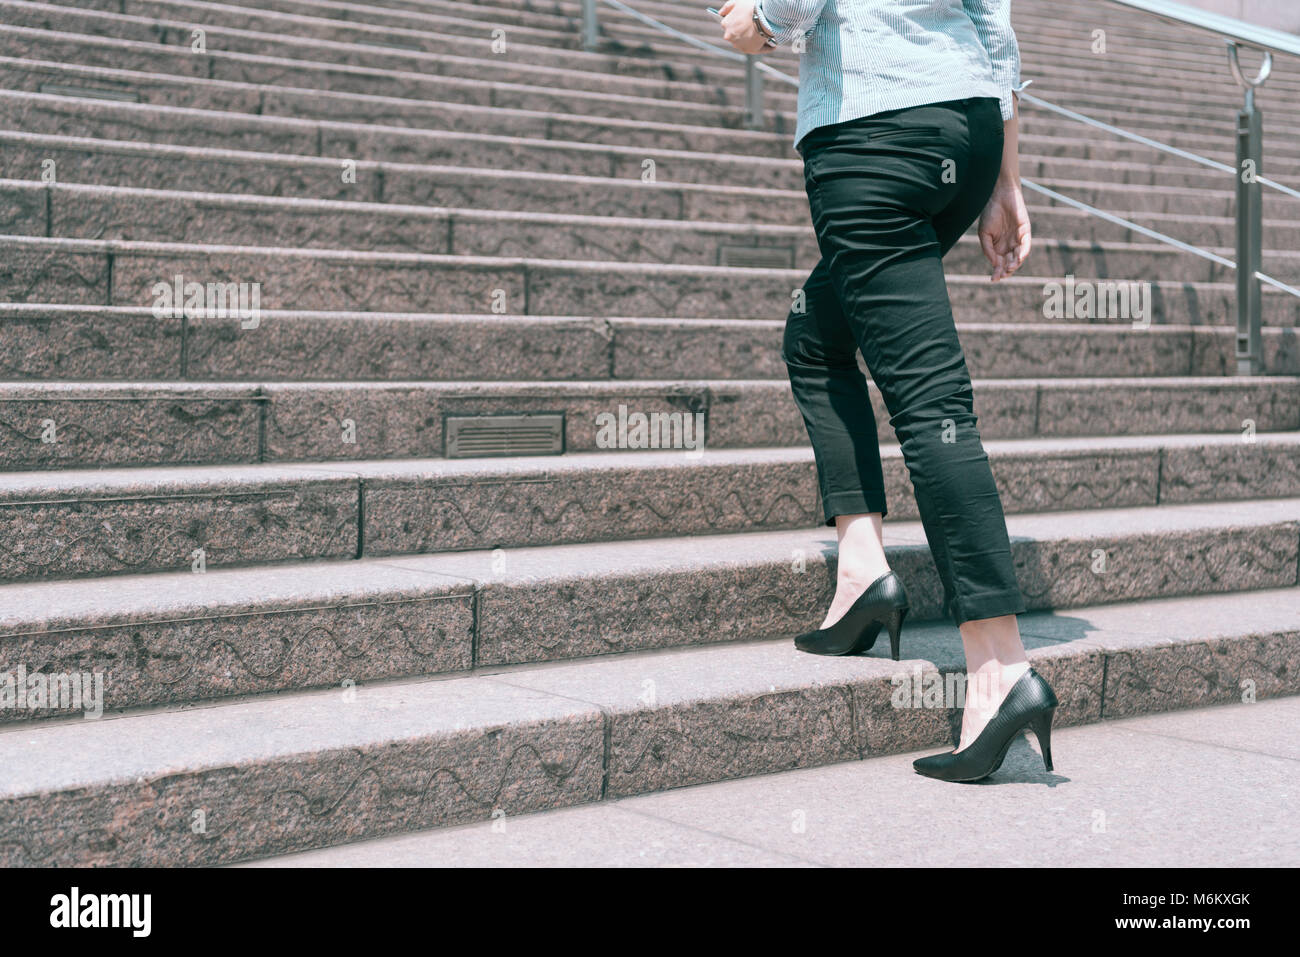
[579,0,1299,373]
[1020,179,1300,300]
[1017,91,1300,202]
[1103,0,1300,59]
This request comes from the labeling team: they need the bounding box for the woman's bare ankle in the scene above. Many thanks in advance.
[820,563,891,629]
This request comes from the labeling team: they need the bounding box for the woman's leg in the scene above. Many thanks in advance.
[801,100,1027,718]
[930,98,1034,750]
[783,258,893,628]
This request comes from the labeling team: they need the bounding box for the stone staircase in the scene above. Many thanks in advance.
[1,0,1297,866]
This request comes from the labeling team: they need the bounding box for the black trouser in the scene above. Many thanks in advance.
[783,96,1026,627]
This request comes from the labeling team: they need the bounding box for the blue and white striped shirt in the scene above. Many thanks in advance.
[754,0,1026,145]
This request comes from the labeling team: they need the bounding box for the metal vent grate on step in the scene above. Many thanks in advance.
[39,83,140,103]
[445,413,565,458]
[718,244,795,269]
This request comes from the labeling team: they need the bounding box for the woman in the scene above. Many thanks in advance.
[719,0,1057,783]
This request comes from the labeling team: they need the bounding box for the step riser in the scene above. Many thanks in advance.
[2,375,1298,468]
[4,239,1287,324]
[3,506,1298,718]
[9,2,1300,127]
[0,2,766,88]
[6,183,821,268]
[0,25,756,108]
[2,622,1295,865]
[12,37,1297,161]
[0,135,799,224]
[12,91,1291,196]
[2,443,1297,582]
[4,132,1263,232]
[0,50,1279,201]
[0,93,802,188]
[10,309,1291,384]
[14,182,1297,276]
[204,0,594,34]
[0,708,608,867]
[0,44,750,130]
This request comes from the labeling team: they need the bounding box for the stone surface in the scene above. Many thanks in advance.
[0,304,181,379]
[0,464,358,581]
[3,0,1300,869]
[243,696,1300,867]
[0,678,605,866]
[0,383,263,469]
[360,450,821,554]
[4,587,1295,865]
[0,559,475,720]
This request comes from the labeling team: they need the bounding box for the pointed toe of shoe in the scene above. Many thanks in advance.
[912,752,954,779]
[792,630,819,654]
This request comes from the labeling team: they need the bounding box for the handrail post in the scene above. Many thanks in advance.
[744,55,763,130]
[582,0,599,51]
[1228,41,1270,376]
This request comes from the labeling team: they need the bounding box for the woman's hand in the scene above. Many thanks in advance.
[719,0,773,55]
[978,181,1031,281]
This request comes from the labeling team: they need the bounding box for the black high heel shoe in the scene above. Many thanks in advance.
[913,667,1058,782]
[794,571,909,660]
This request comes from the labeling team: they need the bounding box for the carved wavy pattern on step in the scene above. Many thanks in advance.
[499,584,830,657]
[1105,643,1296,703]
[0,407,252,456]
[1001,475,1152,508]
[393,478,815,540]
[0,523,198,573]
[1013,538,1296,604]
[147,620,444,685]
[4,256,106,303]
[0,733,600,866]
[613,687,859,787]
[0,501,355,577]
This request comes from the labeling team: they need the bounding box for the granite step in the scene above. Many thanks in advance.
[0,130,809,224]
[6,305,1290,382]
[0,22,780,108]
[7,234,1296,318]
[3,371,1299,468]
[2,129,1262,231]
[0,24,762,109]
[23,0,806,68]
[0,0,789,87]
[0,38,754,131]
[6,28,1294,153]
[15,178,1300,273]
[5,26,1293,141]
[0,90,808,188]
[237,695,1300,869]
[8,130,1298,266]
[7,21,1289,160]
[12,179,1293,280]
[13,90,1300,191]
[0,440,1297,581]
[1,581,1296,865]
[12,0,1299,116]
[2,178,822,264]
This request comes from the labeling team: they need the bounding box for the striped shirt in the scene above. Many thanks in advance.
[754,0,1027,146]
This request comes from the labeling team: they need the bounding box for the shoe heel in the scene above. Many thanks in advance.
[886,607,907,661]
[1028,708,1055,771]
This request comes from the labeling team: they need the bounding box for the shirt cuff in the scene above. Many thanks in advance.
[1001,78,1031,120]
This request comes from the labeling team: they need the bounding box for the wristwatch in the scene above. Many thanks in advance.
[753,6,778,47]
